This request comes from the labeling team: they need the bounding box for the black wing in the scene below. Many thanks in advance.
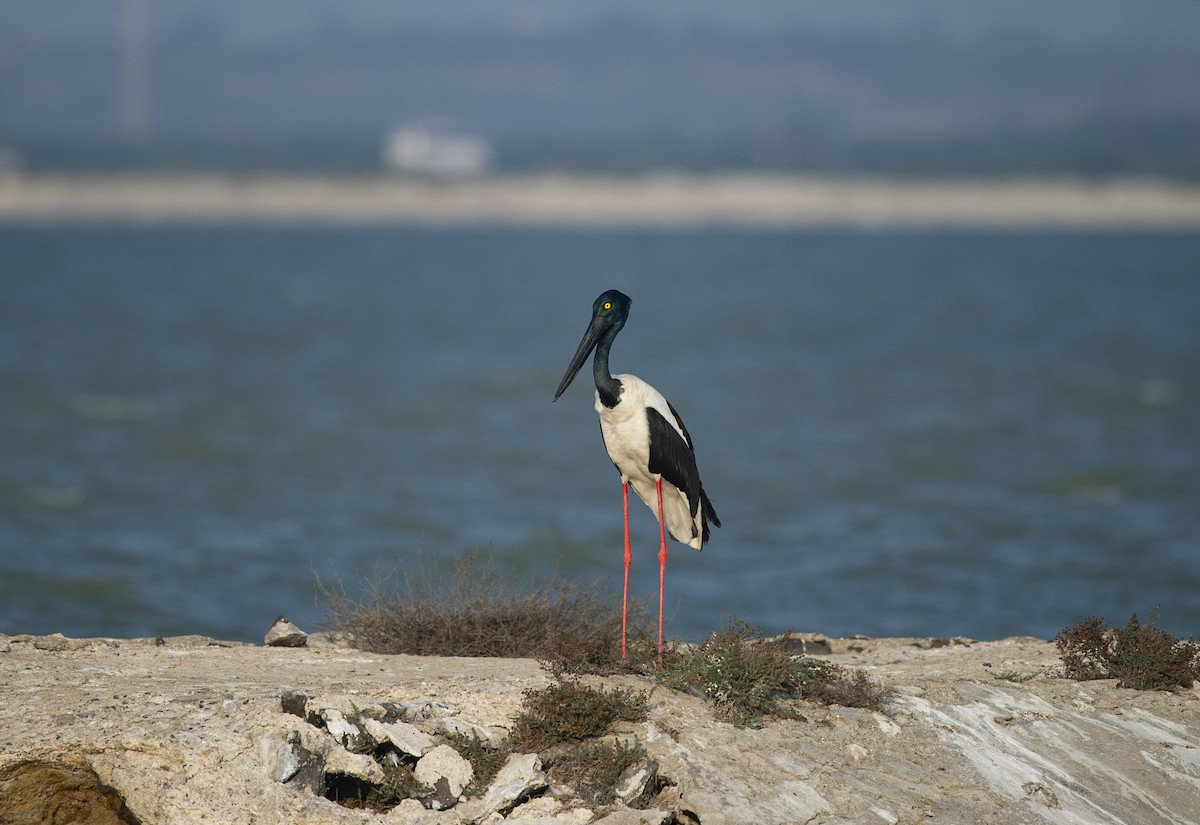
[646,404,720,546]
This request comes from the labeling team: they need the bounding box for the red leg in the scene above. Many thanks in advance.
[621,481,631,660]
[655,477,668,668]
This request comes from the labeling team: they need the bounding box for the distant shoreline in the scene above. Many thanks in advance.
[2,172,1200,229]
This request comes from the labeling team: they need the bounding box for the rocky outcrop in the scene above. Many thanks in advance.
[1,632,1197,824]
[263,616,309,648]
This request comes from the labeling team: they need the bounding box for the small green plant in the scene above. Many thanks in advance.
[548,739,647,806]
[793,656,893,710]
[544,625,665,678]
[508,676,649,753]
[366,762,427,809]
[342,703,375,754]
[991,670,1039,683]
[1056,611,1200,690]
[661,617,890,726]
[324,762,428,811]
[444,731,510,796]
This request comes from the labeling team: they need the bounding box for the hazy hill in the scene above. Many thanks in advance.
[3,1,1199,177]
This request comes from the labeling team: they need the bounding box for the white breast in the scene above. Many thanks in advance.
[594,374,703,549]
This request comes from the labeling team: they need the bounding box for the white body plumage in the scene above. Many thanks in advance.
[595,374,706,550]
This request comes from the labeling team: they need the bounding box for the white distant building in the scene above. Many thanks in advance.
[382,128,493,177]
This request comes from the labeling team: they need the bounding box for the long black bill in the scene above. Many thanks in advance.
[553,315,605,401]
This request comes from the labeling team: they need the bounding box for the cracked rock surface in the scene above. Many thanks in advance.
[2,631,1198,824]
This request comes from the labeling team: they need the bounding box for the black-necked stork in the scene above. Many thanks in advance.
[554,289,719,664]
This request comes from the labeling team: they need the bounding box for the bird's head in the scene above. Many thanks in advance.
[591,289,632,329]
[554,289,631,401]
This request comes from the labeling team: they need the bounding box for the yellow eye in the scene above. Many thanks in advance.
[603,301,612,310]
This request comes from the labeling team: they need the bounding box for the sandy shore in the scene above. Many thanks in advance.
[3,172,1200,229]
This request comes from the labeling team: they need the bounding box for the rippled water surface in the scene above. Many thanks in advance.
[2,226,1198,642]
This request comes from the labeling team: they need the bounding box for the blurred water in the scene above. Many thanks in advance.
[1,225,1198,643]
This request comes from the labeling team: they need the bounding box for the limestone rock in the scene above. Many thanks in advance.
[279,688,310,719]
[426,716,506,749]
[460,753,548,820]
[1023,781,1061,808]
[319,708,365,747]
[364,717,436,758]
[614,758,659,807]
[324,746,386,784]
[382,797,463,824]
[414,744,474,806]
[644,712,835,824]
[264,616,308,647]
[591,809,670,825]
[276,730,325,794]
[503,795,593,824]
[398,699,456,719]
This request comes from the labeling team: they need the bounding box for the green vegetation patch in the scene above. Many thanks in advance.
[660,617,891,727]
[444,730,510,797]
[508,676,649,753]
[547,739,648,806]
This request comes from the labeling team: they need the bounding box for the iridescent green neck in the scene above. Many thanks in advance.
[592,329,623,408]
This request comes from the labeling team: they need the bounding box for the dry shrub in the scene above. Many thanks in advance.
[1055,616,1111,681]
[547,740,647,806]
[662,617,891,726]
[794,657,893,709]
[508,676,648,753]
[547,628,667,678]
[321,552,629,660]
[1056,611,1200,690]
